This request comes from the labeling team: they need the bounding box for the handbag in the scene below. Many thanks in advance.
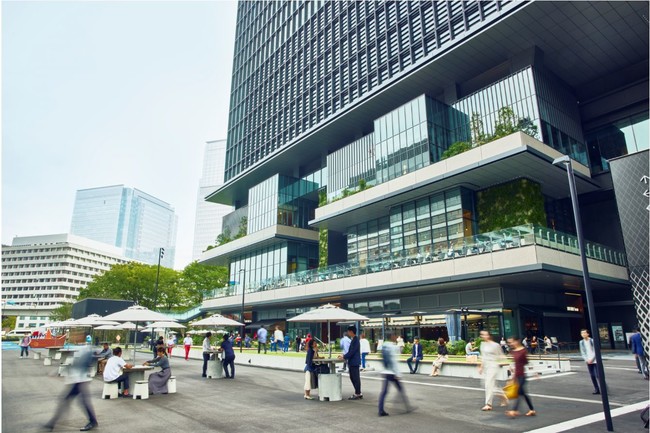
[503,378,519,399]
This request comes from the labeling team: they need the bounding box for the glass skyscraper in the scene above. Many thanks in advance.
[71,185,177,268]
[201,1,647,346]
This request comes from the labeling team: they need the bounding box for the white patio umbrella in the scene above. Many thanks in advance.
[191,314,243,327]
[187,330,209,335]
[72,314,120,327]
[288,304,369,357]
[102,305,177,360]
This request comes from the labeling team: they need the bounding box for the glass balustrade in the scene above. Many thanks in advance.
[204,224,627,300]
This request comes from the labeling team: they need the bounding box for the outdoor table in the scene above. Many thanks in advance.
[123,365,153,383]
[57,349,77,365]
[206,350,224,379]
[44,346,63,360]
[313,358,342,402]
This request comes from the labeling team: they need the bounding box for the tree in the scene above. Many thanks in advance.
[470,112,487,145]
[216,227,232,246]
[79,262,182,310]
[2,315,16,331]
[49,302,73,322]
[180,261,229,305]
[234,216,248,239]
[493,107,519,139]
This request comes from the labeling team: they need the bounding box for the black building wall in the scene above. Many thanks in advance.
[609,150,650,356]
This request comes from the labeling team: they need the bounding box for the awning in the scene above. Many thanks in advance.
[361,314,446,328]
[246,319,284,330]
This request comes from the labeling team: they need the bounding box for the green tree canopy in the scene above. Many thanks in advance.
[49,302,73,322]
[79,261,228,311]
[180,261,229,305]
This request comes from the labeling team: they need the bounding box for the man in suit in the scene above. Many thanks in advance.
[339,325,362,400]
[630,326,649,379]
[406,337,423,374]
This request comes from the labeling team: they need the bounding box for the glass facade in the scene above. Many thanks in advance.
[70,186,177,267]
[326,133,376,201]
[229,241,318,292]
[375,95,467,183]
[248,174,319,234]
[346,187,476,267]
[586,111,649,174]
[452,67,587,166]
[225,1,522,180]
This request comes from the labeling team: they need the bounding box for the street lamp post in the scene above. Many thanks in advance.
[151,247,164,350]
[239,269,246,353]
[553,155,613,431]
[411,311,426,339]
[381,313,393,344]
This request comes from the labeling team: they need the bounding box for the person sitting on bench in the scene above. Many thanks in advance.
[103,347,133,397]
[143,346,172,394]
[95,343,112,375]
[466,339,481,357]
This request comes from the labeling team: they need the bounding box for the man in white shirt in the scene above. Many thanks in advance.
[273,327,284,353]
[579,329,601,395]
[257,326,268,354]
[339,334,351,372]
[378,334,414,417]
[103,347,133,397]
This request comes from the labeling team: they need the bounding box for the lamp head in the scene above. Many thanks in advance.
[552,155,571,166]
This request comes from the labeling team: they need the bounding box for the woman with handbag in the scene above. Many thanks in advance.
[505,336,536,418]
[303,339,320,400]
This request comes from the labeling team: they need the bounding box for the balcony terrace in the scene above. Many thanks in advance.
[202,224,629,311]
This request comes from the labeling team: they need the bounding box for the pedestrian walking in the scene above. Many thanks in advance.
[360,333,371,371]
[378,334,414,416]
[505,337,536,418]
[284,334,291,352]
[273,326,284,353]
[220,333,236,379]
[295,335,302,353]
[396,335,405,354]
[183,333,193,361]
[478,330,507,411]
[430,338,448,376]
[166,335,175,357]
[19,334,31,358]
[339,325,362,400]
[44,345,98,431]
[406,337,423,374]
[202,332,213,378]
[257,326,268,354]
[579,329,601,394]
[630,326,649,379]
[339,333,351,372]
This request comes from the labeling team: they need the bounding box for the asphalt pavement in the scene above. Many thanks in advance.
[1,348,648,433]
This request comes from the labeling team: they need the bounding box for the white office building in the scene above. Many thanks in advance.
[192,139,232,260]
[1,234,129,330]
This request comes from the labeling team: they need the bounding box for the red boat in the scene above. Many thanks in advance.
[29,335,67,348]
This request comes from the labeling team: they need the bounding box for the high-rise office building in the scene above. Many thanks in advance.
[1,234,128,330]
[192,140,233,261]
[71,185,177,268]
[200,1,647,345]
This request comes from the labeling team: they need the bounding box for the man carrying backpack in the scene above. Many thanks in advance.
[378,333,415,417]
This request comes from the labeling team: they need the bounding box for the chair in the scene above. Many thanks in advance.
[33,352,41,360]
[132,381,149,400]
[102,382,119,399]
[44,356,52,366]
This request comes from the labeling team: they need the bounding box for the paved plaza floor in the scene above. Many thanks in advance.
[2,349,648,433]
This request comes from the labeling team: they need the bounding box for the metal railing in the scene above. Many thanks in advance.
[205,224,626,300]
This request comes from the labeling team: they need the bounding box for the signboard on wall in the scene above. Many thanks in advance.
[598,323,610,345]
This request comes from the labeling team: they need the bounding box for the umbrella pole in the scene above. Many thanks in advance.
[133,324,138,362]
[328,320,332,358]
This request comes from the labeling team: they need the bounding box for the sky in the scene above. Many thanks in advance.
[2,0,239,269]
